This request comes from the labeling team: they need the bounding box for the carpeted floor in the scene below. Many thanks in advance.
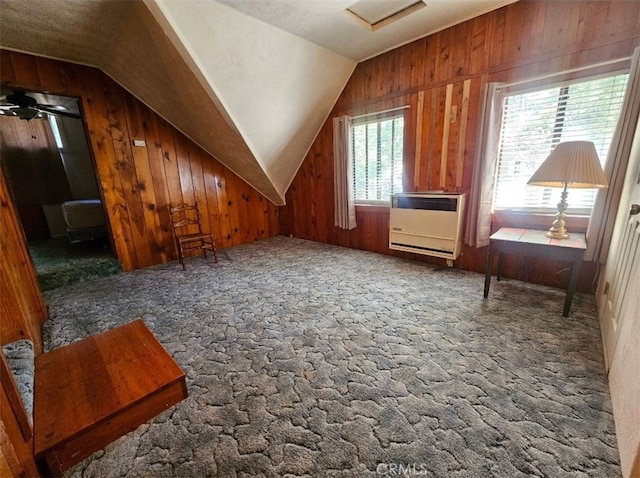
[42,236,620,477]
[29,236,122,291]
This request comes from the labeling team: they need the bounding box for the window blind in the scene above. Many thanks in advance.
[493,72,629,214]
[352,114,404,203]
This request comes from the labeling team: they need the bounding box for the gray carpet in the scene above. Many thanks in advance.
[2,340,34,426]
[42,236,619,477]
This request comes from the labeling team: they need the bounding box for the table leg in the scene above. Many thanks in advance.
[564,252,584,317]
[497,253,505,281]
[484,243,494,298]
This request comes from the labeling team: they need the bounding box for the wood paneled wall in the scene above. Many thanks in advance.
[281,0,640,292]
[1,376,38,478]
[0,167,46,352]
[0,48,281,365]
[1,166,44,476]
[1,49,280,477]
[0,50,280,273]
[1,117,73,240]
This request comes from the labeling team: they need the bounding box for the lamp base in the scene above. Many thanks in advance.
[546,183,570,239]
[546,229,569,240]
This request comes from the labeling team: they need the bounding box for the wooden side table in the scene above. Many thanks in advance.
[483,228,587,317]
[34,319,187,474]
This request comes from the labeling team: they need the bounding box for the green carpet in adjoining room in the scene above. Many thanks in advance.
[29,236,122,291]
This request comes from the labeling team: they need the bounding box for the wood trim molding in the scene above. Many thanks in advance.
[0,353,31,442]
[492,211,590,234]
[355,204,390,214]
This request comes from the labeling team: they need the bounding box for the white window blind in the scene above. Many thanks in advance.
[352,114,404,203]
[493,72,629,214]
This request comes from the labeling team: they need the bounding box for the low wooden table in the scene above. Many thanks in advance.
[34,319,187,474]
[483,228,587,317]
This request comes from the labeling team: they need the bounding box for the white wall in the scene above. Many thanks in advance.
[151,0,356,199]
[53,116,100,200]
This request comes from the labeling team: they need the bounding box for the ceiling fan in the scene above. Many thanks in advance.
[0,90,81,121]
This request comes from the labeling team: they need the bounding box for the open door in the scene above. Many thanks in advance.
[596,117,640,478]
[598,199,640,370]
[598,121,640,369]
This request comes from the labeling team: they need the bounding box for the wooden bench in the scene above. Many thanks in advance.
[2,319,187,476]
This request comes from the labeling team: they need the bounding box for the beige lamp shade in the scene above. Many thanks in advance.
[527,141,608,239]
[527,141,608,189]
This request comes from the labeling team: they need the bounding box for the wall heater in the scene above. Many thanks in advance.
[389,192,466,261]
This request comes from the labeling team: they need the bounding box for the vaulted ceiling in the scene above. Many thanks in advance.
[0,0,515,204]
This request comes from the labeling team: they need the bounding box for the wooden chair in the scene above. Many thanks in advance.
[169,203,218,269]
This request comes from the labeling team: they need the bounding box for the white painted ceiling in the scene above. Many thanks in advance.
[0,0,515,205]
[218,0,516,61]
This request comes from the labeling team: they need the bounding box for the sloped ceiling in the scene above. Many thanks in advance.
[0,0,515,205]
[145,0,356,201]
[0,0,354,204]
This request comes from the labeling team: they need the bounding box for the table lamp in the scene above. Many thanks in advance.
[527,141,608,239]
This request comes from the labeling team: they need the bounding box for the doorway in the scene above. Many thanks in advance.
[0,89,121,291]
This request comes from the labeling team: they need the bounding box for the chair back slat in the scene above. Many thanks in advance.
[170,203,202,234]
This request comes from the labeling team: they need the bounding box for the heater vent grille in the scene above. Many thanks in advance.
[389,193,466,260]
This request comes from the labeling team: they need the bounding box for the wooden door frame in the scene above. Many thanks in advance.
[0,82,119,265]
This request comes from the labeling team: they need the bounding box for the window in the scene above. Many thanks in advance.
[351,113,404,204]
[493,72,629,214]
[48,115,65,149]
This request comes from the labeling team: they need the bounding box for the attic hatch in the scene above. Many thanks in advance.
[345,0,426,32]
